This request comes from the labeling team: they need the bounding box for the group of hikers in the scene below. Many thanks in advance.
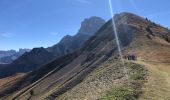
[124,54,137,61]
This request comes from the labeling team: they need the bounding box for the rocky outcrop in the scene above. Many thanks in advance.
[78,16,106,35]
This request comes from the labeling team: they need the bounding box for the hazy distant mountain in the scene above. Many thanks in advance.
[0,16,105,78]
[0,49,30,64]
[1,12,170,100]
[0,50,16,58]
[0,47,54,78]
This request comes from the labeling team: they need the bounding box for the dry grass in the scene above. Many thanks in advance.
[56,59,127,100]
[0,73,25,88]
[100,62,147,100]
[124,33,170,100]
[135,61,170,100]
[56,59,147,100]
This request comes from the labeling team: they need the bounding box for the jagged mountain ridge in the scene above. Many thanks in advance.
[78,16,106,35]
[0,47,55,78]
[0,49,30,64]
[0,16,105,79]
[47,16,105,56]
[1,12,170,100]
[0,50,16,58]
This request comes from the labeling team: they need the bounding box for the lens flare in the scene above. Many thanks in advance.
[108,0,128,76]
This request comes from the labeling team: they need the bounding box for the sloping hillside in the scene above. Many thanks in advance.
[135,61,170,100]
[1,12,170,100]
[0,47,55,78]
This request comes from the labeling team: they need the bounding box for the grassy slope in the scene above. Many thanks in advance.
[0,73,25,87]
[129,31,170,100]
[100,59,170,100]
[56,15,170,100]
[0,73,25,92]
[1,13,169,100]
[129,30,170,99]
[100,62,147,100]
[56,59,147,100]
[123,24,170,99]
[136,61,170,100]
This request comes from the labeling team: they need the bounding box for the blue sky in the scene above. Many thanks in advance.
[0,0,170,50]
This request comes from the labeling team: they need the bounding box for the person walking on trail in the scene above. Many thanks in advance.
[124,54,137,61]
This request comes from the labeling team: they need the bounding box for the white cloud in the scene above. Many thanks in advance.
[0,33,14,38]
[50,32,58,36]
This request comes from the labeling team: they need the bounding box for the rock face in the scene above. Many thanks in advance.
[0,17,105,79]
[78,16,106,35]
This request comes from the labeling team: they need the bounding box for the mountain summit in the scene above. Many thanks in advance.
[78,16,106,35]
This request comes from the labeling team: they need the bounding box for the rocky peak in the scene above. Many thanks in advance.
[48,16,106,55]
[60,35,73,43]
[30,47,49,54]
[78,16,105,35]
[18,49,30,54]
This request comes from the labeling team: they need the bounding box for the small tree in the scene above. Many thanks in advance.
[145,18,148,21]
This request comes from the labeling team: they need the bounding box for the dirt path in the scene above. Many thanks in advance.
[135,60,170,100]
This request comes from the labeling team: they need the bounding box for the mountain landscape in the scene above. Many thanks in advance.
[47,16,106,56]
[0,49,30,64]
[0,12,169,100]
[0,17,105,79]
[0,50,16,58]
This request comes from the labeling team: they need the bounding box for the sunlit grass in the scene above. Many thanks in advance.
[100,62,147,100]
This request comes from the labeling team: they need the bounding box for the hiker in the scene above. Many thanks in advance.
[132,55,135,60]
[127,55,131,60]
[124,55,127,60]
[126,54,137,61]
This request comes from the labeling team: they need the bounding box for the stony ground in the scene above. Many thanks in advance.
[56,58,147,100]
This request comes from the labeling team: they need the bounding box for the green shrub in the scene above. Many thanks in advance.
[100,87,136,100]
[100,63,148,100]
[130,69,147,80]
